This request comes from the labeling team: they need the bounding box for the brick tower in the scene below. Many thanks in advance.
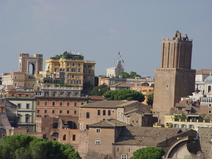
[153,31,195,124]
[19,53,43,75]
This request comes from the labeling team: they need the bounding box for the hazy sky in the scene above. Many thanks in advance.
[0,0,211,78]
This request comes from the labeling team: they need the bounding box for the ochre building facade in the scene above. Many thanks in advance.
[45,58,95,87]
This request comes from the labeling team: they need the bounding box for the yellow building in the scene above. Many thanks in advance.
[164,114,212,131]
[45,57,95,88]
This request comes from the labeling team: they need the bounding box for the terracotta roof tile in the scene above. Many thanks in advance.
[110,82,134,88]
[81,100,139,108]
[114,127,186,146]
[89,119,129,128]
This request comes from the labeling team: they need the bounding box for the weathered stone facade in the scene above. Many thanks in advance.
[36,96,89,118]
[198,127,212,159]
[19,53,43,75]
[153,31,195,123]
[79,100,152,130]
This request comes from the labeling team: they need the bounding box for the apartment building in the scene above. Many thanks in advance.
[45,57,95,88]
[7,97,36,132]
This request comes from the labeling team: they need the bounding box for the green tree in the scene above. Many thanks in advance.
[82,82,93,95]
[147,93,154,106]
[90,84,109,96]
[173,114,187,121]
[119,71,130,78]
[0,77,2,85]
[119,71,141,78]
[0,134,81,159]
[50,51,84,60]
[130,147,165,159]
[103,89,144,102]
[129,71,141,78]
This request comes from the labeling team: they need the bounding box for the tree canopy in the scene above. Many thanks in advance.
[173,113,187,121]
[89,84,109,96]
[82,82,94,95]
[119,71,141,78]
[147,93,154,106]
[50,51,84,60]
[103,89,144,102]
[0,134,81,159]
[130,147,165,159]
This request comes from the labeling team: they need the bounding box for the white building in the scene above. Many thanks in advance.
[106,60,124,77]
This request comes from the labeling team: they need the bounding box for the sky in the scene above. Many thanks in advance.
[0,0,211,78]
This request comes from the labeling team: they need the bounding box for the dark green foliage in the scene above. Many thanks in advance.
[130,147,165,159]
[103,89,144,102]
[82,82,94,95]
[147,93,154,106]
[119,71,141,78]
[89,84,109,96]
[0,134,81,159]
[0,77,2,85]
[173,114,187,121]
[50,51,84,60]
[119,71,130,78]
[129,71,141,78]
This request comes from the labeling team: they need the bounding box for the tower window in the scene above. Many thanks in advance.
[96,128,101,133]
[121,154,127,159]
[95,138,101,144]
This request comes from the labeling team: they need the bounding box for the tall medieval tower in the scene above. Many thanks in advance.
[153,31,195,124]
[19,53,43,75]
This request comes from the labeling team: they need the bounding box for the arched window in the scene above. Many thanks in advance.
[208,86,211,93]
[25,114,30,123]
[18,114,22,122]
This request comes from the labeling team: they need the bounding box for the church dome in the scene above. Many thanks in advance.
[205,73,212,82]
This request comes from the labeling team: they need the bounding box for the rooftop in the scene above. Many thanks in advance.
[114,127,188,146]
[89,119,129,128]
[81,100,143,108]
